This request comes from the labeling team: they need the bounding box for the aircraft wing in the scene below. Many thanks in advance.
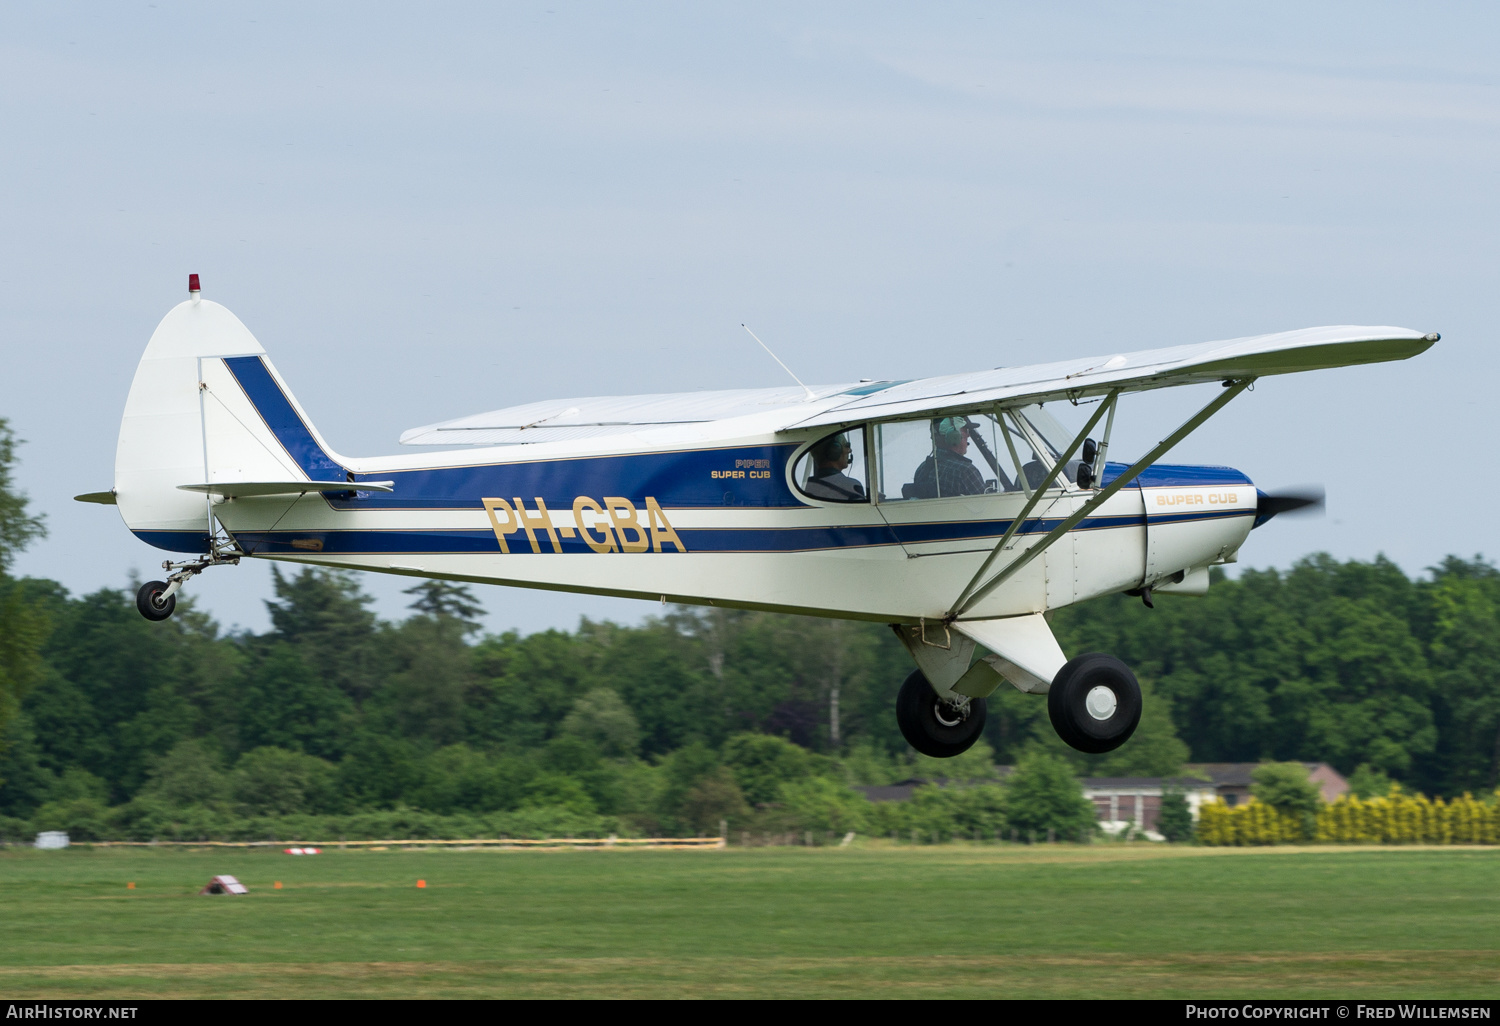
[398,325,1433,445]
[399,384,859,446]
[785,325,1436,430]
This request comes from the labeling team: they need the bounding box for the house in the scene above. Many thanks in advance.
[854,761,1349,837]
[854,773,1215,837]
[853,770,1012,805]
[1185,763,1348,807]
[1077,763,1348,834]
[1080,776,1218,835]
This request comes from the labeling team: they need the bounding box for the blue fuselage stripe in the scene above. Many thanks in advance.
[207,508,1251,558]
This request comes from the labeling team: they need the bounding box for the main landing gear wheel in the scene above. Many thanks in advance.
[897,669,987,758]
[1047,653,1141,754]
[136,580,176,622]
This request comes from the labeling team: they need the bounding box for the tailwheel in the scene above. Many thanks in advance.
[1047,653,1141,754]
[136,580,176,622]
[133,539,243,622]
[896,669,987,758]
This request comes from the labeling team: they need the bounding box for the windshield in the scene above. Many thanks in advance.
[874,407,1079,501]
[1014,404,1073,460]
[870,408,1092,504]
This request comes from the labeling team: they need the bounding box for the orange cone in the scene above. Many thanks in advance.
[274,881,283,890]
[127,882,135,890]
[416,879,427,888]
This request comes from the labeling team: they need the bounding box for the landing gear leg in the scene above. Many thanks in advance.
[896,669,988,758]
[134,536,242,621]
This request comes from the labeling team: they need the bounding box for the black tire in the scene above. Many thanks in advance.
[136,580,176,621]
[1047,653,1141,754]
[896,669,987,758]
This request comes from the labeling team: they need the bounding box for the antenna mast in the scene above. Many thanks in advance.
[741,324,816,401]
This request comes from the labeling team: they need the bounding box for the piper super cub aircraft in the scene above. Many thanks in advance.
[77,275,1437,757]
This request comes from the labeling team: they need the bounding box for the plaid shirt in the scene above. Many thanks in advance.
[910,449,986,499]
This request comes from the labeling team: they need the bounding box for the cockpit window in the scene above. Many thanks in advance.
[1014,404,1073,461]
[875,409,1076,502]
[793,430,870,503]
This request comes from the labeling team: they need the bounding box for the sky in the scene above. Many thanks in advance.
[2,2,1496,636]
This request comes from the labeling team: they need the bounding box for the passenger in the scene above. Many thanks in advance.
[909,417,986,499]
[802,434,866,502]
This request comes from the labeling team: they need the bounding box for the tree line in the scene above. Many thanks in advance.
[1,417,1498,841]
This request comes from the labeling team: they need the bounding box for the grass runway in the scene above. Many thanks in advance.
[1,843,1497,998]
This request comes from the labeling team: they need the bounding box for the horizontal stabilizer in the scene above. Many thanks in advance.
[176,481,394,498]
[74,490,118,505]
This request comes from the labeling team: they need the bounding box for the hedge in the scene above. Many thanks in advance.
[1198,790,1500,846]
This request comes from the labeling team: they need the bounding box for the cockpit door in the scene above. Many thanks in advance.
[869,411,1072,616]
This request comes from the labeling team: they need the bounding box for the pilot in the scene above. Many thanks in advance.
[802,434,866,502]
[909,417,986,499]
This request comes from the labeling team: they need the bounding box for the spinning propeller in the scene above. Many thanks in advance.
[1254,486,1325,528]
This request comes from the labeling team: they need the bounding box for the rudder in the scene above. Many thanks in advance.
[115,280,345,551]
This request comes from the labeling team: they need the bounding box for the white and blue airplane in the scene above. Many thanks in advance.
[77,275,1436,757]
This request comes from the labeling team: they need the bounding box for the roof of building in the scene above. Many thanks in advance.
[1185,762,1345,788]
[852,776,1007,802]
[1081,777,1218,789]
[855,783,922,803]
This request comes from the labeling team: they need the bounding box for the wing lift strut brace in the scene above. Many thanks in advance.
[947,378,1254,619]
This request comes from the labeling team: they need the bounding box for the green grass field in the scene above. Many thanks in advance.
[1,843,1497,998]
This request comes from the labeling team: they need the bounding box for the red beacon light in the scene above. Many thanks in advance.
[188,273,201,298]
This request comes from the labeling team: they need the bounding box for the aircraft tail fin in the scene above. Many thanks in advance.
[113,277,348,551]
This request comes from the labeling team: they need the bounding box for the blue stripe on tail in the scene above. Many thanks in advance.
[223,356,344,479]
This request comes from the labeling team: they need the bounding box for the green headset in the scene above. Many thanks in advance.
[933,417,968,446]
[812,433,852,461]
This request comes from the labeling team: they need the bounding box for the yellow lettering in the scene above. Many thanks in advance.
[1155,490,1247,509]
[482,497,517,554]
[645,496,687,553]
[605,496,650,552]
[512,497,562,553]
[572,496,617,553]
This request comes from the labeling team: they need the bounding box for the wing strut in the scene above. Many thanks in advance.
[949,378,1254,618]
[948,391,1120,614]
